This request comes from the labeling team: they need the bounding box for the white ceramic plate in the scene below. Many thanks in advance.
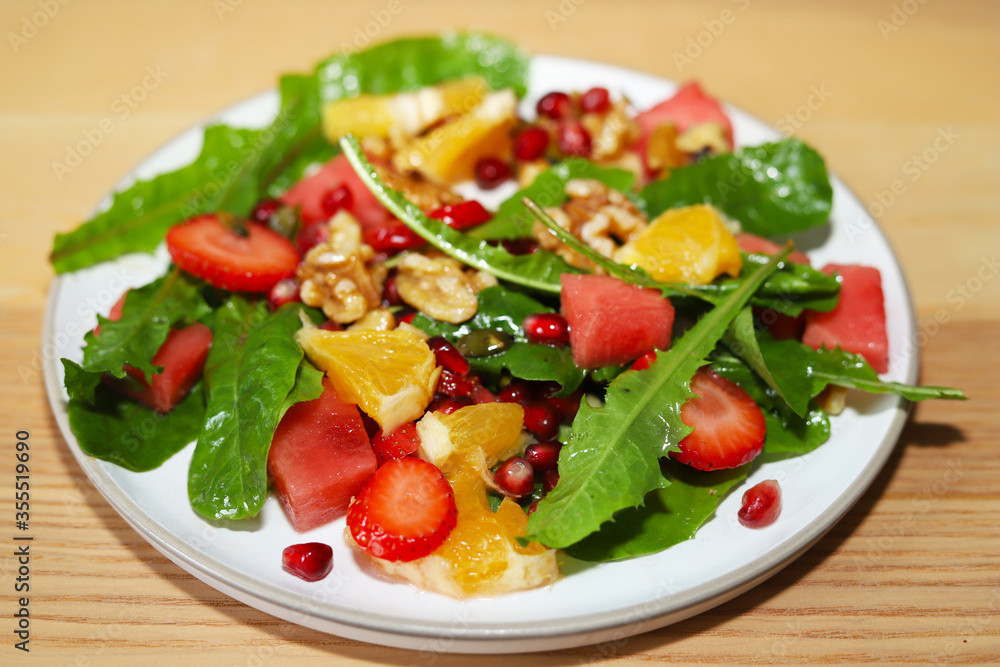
[44,55,917,653]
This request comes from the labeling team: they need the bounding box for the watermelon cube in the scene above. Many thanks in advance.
[267,378,377,531]
[560,274,675,369]
[803,264,889,373]
[98,291,213,413]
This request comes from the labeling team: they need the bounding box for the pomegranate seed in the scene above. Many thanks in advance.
[549,391,582,424]
[296,222,329,255]
[523,400,560,441]
[527,499,539,514]
[631,351,658,371]
[522,312,570,347]
[536,91,573,119]
[514,126,550,161]
[500,237,539,255]
[268,278,301,310]
[397,308,417,324]
[580,87,611,114]
[281,542,333,582]
[427,336,471,376]
[382,272,403,307]
[542,469,559,494]
[430,396,474,414]
[468,380,497,404]
[494,457,535,498]
[364,222,422,253]
[320,185,352,217]
[557,120,592,157]
[499,379,533,405]
[524,441,561,472]
[474,157,511,190]
[738,479,782,528]
[429,200,492,231]
[250,198,282,223]
[437,369,474,397]
[318,320,343,331]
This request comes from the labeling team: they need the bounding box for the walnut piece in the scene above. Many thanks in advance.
[395,253,497,324]
[374,164,463,212]
[533,178,648,271]
[297,212,385,323]
[580,98,639,161]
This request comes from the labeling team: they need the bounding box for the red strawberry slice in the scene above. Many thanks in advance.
[671,367,766,471]
[371,422,421,467]
[166,213,299,292]
[346,457,457,563]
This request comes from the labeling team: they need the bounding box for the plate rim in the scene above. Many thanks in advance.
[42,52,919,651]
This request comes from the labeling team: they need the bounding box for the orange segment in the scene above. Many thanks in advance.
[296,325,439,433]
[372,403,557,597]
[322,77,488,141]
[392,89,517,184]
[613,204,742,285]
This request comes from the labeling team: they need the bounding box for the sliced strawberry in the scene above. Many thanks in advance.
[372,422,421,467]
[347,457,457,563]
[166,214,299,292]
[672,367,766,471]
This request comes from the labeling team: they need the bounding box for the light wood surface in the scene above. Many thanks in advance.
[2,0,998,663]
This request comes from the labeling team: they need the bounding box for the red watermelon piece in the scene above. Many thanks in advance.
[635,81,734,173]
[736,233,811,266]
[267,378,377,532]
[803,264,889,373]
[99,291,213,414]
[280,154,395,232]
[560,274,675,369]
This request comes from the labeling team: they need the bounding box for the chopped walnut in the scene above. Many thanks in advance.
[347,307,396,332]
[580,98,639,161]
[395,253,497,324]
[375,164,463,212]
[297,212,386,323]
[532,178,648,271]
[517,158,550,189]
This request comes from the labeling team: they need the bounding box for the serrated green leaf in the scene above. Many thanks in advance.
[80,268,211,381]
[637,138,833,236]
[65,367,205,472]
[340,136,581,293]
[565,460,748,562]
[187,299,307,520]
[806,346,966,401]
[526,251,787,549]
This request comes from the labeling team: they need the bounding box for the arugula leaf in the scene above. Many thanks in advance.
[525,251,787,549]
[805,346,966,401]
[187,299,308,520]
[315,33,530,103]
[469,159,636,240]
[710,352,831,455]
[80,268,211,381]
[64,360,205,472]
[704,253,841,316]
[340,136,581,293]
[637,139,833,236]
[722,307,812,417]
[565,460,748,561]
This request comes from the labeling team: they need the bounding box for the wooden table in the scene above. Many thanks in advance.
[2,0,997,663]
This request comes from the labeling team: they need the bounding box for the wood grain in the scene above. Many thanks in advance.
[1,0,997,664]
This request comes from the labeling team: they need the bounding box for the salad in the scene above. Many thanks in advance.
[50,34,963,600]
